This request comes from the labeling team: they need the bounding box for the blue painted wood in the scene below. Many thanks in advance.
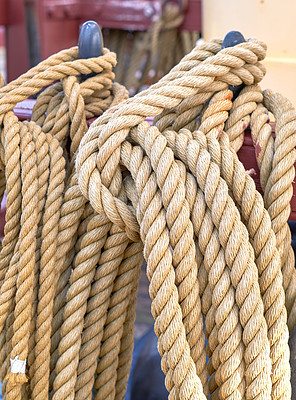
[126,326,168,400]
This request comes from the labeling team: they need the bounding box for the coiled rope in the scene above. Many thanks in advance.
[0,36,295,400]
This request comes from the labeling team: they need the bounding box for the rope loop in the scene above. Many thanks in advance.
[0,45,129,399]
[75,36,295,400]
[0,33,295,400]
[76,38,268,236]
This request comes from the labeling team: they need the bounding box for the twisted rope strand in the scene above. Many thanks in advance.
[31,135,65,400]
[120,141,206,399]
[184,88,292,400]
[0,35,295,400]
[27,122,50,399]
[6,122,38,398]
[74,223,128,400]
[132,123,271,399]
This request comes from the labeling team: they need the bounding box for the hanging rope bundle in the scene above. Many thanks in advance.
[0,34,295,400]
[103,0,199,95]
[75,37,296,400]
[0,46,130,400]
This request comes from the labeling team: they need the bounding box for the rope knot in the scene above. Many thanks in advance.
[76,136,140,242]
[0,32,295,400]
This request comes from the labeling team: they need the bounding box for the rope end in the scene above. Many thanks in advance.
[5,356,28,386]
[5,372,28,386]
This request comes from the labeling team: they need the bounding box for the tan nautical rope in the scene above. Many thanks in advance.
[0,47,129,400]
[76,37,295,400]
[103,0,197,95]
[0,35,294,400]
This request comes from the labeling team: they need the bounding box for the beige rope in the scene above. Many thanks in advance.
[251,91,296,331]
[75,37,294,400]
[0,47,128,400]
[0,34,295,400]
[102,1,199,95]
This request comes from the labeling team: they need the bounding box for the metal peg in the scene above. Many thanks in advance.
[222,30,246,99]
[78,21,104,80]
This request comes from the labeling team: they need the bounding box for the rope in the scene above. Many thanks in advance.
[103,1,198,95]
[0,35,294,400]
[0,47,129,400]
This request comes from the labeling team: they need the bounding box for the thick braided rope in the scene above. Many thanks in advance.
[181,81,296,336]
[131,123,272,400]
[52,215,112,400]
[28,56,128,396]
[78,113,264,400]
[163,127,246,400]
[74,224,129,400]
[184,89,292,399]
[32,71,115,150]
[48,86,129,393]
[251,91,296,330]
[27,122,50,399]
[131,123,208,385]
[0,48,117,119]
[0,46,129,400]
[56,88,143,400]
[120,140,206,399]
[94,240,143,400]
[0,118,23,336]
[49,203,95,397]
[0,48,78,97]
[166,74,296,337]
[31,135,65,400]
[176,91,293,399]
[134,125,245,400]
[114,245,143,400]
[154,40,223,131]
[120,123,270,398]
[0,34,295,400]
[173,85,293,400]
[6,122,38,398]
[78,110,206,396]
[0,113,22,290]
[164,125,291,400]
[76,38,267,241]
[75,37,296,400]
[218,84,296,332]
[2,303,15,398]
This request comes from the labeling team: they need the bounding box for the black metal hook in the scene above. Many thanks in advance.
[78,21,104,80]
[222,31,246,100]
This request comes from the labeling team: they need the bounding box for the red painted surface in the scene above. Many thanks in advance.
[237,131,296,221]
[0,0,8,26]
[44,0,163,31]
[41,0,201,32]
[40,0,201,59]
[0,27,5,48]
[180,0,202,32]
[38,0,80,60]
[6,0,31,81]
[4,0,202,81]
